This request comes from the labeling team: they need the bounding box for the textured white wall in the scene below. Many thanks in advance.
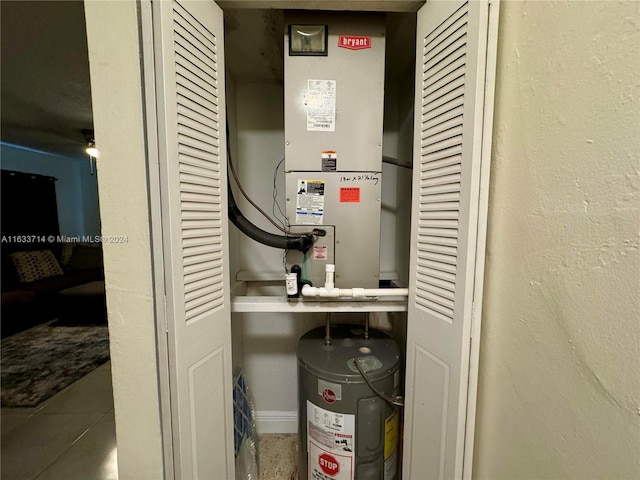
[474,1,640,478]
[235,83,287,274]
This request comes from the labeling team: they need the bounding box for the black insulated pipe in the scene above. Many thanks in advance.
[228,184,314,252]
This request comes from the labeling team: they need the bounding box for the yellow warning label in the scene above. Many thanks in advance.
[384,411,399,459]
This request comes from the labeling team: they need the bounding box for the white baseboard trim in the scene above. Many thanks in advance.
[255,410,298,434]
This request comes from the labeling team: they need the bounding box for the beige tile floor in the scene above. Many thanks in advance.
[1,361,117,480]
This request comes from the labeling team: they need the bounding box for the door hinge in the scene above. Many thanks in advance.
[163,294,169,333]
[470,302,476,339]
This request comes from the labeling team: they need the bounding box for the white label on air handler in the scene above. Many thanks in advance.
[296,180,325,225]
[307,401,355,480]
[305,80,336,132]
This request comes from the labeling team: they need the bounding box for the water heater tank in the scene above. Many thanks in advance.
[297,324,401,480]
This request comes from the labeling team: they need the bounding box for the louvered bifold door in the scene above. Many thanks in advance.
[404,1,491,479]
[153,1,234,478]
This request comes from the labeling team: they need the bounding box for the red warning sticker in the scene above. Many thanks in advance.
[314,246,328,260]
[339,187,360,203]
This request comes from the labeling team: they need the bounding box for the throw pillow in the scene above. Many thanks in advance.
[10,250,64,283]
[66,244,103,271]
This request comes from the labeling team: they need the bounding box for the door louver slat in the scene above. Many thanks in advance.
[183,251,223,269]
[422,97,465,124]
[184,258,222,275]
[420,172,461,189]
[419,212,459,222]
[175,62,216,93]
[424,52,466,90]
[422,144,463,164]
[422,105,463,132]
[178,102,219,129]
[423,86,465,116]
[178,116,219,140]
[424,3,468,47]
[421,126,464,149]
[420,180,461,194]
[176,72,219,108]
[415,2,469,323]
[176,84,218,114]
[173,7,217,60]
[178,138,219,160]
[172,1,224,323]
[420,155,462,174]
[424,35,467,75]
[417,257,457,275]
[177,94,218,122]
[180,162,221,179]
[418,226,459,239]
[422,114,464,139]
[424,68,466,104]
[179,151,220,170]
[175,48,216,86]
[422,73,463,101]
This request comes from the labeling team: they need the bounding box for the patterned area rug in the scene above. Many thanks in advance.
[1,320,110,407]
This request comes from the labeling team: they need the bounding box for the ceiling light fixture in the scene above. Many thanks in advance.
[85,141,99,158]
[81,129,99,175]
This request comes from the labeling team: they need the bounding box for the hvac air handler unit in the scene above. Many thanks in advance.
[283,11,386,288]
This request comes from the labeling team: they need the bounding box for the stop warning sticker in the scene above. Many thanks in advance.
[309,441,353,480]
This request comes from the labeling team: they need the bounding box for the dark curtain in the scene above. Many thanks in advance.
[1,170,60,254]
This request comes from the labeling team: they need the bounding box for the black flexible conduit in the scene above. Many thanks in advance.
[228,182,314,252]
[224,118,315,253]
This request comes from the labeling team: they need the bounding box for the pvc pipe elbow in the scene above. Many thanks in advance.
[301,285,317,297]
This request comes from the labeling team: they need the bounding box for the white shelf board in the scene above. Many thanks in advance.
[231,295,408,313]
[235,270,400,282]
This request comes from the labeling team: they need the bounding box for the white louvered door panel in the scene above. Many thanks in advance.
[404,1,492,479]
[153,1,234,478]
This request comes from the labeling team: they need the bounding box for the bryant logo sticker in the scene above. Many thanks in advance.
[338,35,371,50]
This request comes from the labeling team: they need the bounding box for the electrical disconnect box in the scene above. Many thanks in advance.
[284,12,386,289]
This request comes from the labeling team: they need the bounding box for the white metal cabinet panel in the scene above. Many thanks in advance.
[284,171,382,288]
[403,1,493,478]
[284,12,386,173]
[152,1,234,478]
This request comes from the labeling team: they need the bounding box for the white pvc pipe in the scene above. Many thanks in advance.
[325,263,335,290]
[300,264,409,299]
[301,285,409,299]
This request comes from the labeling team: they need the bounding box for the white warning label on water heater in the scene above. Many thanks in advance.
[296,180,325,225]
[305,80,336,132]
[309,441,353,480]
[307,401,355,480]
